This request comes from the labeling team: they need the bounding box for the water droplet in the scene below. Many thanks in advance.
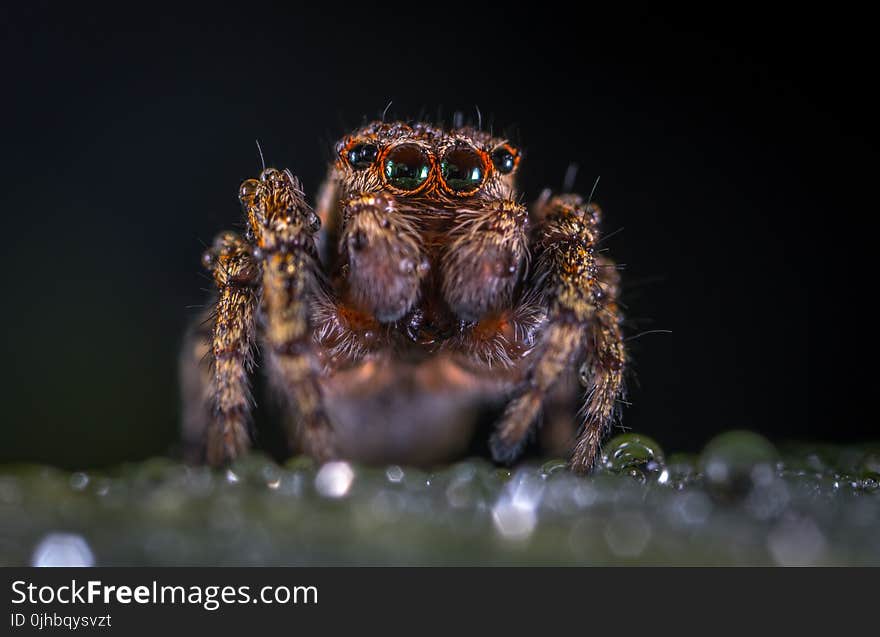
[600,433,666,482]
[663,453,698,489]
[857,471,880,492]
[540,458,568,478]
[93,479,112,497]
[69,472,89,491]
[699,430,778,501]
[32,533,95,567]
[315,461,355,498]
[385,465,405,483]
[492,500,536,541]
[491,471,544,541]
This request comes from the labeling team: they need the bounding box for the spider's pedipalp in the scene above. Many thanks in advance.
[441,199,528,323]
[339,194,427,323]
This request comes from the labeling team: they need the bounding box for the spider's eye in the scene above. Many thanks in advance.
[383,144,430,191]
[346,143,378,169]
[441,147,485,193]
[491,146,518,174]
[239,178,262,204]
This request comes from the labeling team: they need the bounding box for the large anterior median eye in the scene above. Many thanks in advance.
[383,144,430,191]
[441,147,485,193]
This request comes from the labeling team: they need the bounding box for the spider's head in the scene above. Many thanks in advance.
[333,121,521,204]
[238,168,321,251]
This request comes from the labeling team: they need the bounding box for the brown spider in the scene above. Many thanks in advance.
[180,119,626,474]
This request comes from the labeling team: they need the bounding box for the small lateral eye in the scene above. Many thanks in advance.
[346,143,379,169]
[441,147,485,193]
[491,146,518,174]
[384,144,430,191]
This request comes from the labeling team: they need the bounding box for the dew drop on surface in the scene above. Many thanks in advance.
[857,472,880,492]
[263,468,282,489]
[491,500,537,541]
[32,533,95,567]
[315,461,355,498]
[69,472,89,491]
[664,453,698,489]
[540,458,568,478]
[604,512,652,558]
[600,433,666,482]
[700,430,778,501]
[491,472,544,541]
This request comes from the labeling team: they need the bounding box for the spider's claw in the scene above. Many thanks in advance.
[489,391,541,465]
[489,430,528,466]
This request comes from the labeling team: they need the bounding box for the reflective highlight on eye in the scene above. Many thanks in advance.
[384,145,430,191]
[441,148,485,193]
[346,143,379,169]
[491,146,517,174]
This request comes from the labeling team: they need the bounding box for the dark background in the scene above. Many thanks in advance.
[0,3,850,468]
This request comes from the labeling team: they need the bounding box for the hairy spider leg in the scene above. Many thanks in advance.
[490,195,626,473]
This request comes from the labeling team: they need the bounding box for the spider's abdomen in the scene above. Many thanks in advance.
[317,354,514,465]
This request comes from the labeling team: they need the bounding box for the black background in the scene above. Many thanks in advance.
[0,3,853,468]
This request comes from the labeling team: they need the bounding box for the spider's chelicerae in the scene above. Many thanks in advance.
[181,119,627,474]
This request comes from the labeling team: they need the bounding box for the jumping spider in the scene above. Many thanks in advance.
[181,119,626,474]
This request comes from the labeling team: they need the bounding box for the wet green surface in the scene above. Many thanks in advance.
[1,431,878,565]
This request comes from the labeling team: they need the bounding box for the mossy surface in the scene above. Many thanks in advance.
[1,432,878,566]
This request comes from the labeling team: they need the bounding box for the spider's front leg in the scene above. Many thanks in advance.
[201,231,260,466]
[490,195,626,474]
[241,169,338,461]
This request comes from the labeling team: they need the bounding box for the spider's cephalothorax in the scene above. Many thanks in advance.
[181,120,626,473]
